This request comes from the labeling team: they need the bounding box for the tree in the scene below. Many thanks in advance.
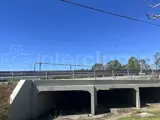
[154,52,160,71]
[127,57,140,76]
[121,64,127,70]
[128,57,140,70]
[139,59,146,73]
[92,63,103,70]
[106,60,121,70]
[139,59,151,70]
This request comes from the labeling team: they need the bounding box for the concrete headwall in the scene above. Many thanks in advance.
[8,80,39,120]
[8,80,160,120]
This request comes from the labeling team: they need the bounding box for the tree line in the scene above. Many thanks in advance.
[92,53,160,73]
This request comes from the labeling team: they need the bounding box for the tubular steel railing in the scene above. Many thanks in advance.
[33,62,96,80]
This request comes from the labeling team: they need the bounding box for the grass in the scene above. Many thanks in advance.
[118,109,160,120]
[119,117,160,120]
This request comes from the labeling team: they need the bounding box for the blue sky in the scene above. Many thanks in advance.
[0,0,159,70]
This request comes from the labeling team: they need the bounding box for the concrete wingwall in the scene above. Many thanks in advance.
[8,80,39,120]
[10,80,26,104]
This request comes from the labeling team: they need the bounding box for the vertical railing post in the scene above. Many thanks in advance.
[94,68,96,80]
[72,70,75,79]
[127,69,129,78]
[112,70,114,80]
[23,71,26,80]
[34,63,37,71]
[39,62,42,71]
[45,72,48,80]
[12,72,14,82]
[70,64,72,79]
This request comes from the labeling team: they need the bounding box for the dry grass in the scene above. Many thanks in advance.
[0,83,15,120]
[118,109,160,120]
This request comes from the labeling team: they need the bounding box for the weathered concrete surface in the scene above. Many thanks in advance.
[10,80,26,104]
[9,79,160,120]
[8,80,39,120]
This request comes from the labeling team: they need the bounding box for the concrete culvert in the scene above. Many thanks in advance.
[97,88,137,114]
[36,91,91,118]
[140,87,160,107]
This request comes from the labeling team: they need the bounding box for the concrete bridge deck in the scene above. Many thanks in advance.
[9,79,160,120]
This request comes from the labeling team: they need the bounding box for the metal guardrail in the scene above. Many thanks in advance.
[0,63,153,81]
[0,70,149,81]
[33,62,97,80]
[33,62,92,71]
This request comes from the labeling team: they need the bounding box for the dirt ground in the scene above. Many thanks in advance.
[0,83,15,120]
[56,104,160,120]
[56,108,137,120]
